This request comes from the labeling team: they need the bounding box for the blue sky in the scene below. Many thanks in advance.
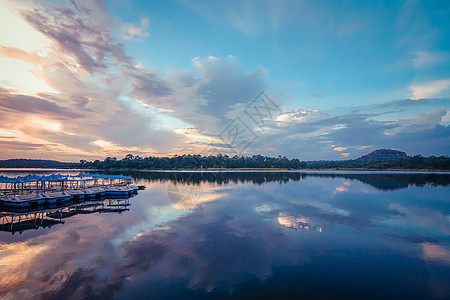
[0,0,449,161]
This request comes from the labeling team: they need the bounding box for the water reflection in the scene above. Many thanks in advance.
[277,214,322,232]
[0,171,449,299]
[1,197,135,234]
[123,171,450,191]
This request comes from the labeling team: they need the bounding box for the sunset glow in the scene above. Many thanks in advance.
[0,0,448,161]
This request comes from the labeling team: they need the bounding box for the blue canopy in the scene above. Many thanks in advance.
[0,173,131,183]
[0,174,68,183]
[0,175,20,183]
[91,174,132,180]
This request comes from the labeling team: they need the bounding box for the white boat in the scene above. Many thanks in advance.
[66,189,85,200]
[82,187,105,198]
[128,184,139,193]
[91,187,106,197]
[104,185,133,197]
[82,188,96,198]
[44,191,72,204]
[2,193,46,208]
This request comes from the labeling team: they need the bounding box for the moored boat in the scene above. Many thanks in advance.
[66,189,85,200]
[91,187,106,197]
[128,184,139,193]
[82,187,105,198]
[2,193,46,208]
[44,191,72,204]
[82,188,96,198]
[104,185,133,197]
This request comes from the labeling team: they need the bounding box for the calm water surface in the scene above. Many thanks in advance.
[0,171,449,299]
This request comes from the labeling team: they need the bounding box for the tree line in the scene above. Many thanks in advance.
[77,153,450,170]
[306,155,450,170]
[1,154,449,170]
[79,154,306,170]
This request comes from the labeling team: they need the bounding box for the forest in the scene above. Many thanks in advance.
[77,153,450,170]
[1,152,449,170]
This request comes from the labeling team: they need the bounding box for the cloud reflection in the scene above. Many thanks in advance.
[0,173,449,298]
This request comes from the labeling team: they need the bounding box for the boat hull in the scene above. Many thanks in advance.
[2,194,46,208]
[2,199,46,208]
[44,192,73,204]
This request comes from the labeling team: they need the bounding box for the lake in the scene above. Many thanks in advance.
[1,170,449,299]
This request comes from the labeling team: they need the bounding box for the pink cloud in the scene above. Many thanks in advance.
[123,18,150,40]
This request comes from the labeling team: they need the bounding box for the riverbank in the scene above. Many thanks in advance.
[3,168,449,173]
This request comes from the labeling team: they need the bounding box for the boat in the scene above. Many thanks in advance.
[66,189,85,200]
[128,184,139,193]
[90,187,106,197]
[0,173,139,207]
[82,188,96,198]
[43,191,72,204]
[104,185,133,197]
[2,193,46,208]
[82,187,106,199]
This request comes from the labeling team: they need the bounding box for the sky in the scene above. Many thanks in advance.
[0,0,449,161]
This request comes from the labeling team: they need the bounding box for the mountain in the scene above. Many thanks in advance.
[358,149,408,161]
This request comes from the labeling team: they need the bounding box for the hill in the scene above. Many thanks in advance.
[358,149,408,161]
[0,159,74,168]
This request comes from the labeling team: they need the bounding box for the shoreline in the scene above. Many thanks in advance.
[0,168,449,173]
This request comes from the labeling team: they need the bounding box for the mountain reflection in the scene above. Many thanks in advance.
[0,171,449,299]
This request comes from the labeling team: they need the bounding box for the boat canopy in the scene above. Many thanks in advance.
[70,174,101,178]
[0,174,68,183]
[69,174,131,180]
[0,174,131,183]
[0,175,23,183]
[66,178,95,182]
[91,174,132,180]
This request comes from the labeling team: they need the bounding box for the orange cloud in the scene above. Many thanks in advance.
[422,243,450,264]
[333,146,347,152]
[335,186,348,192]
[123,18,150,40]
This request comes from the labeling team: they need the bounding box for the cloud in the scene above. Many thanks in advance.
[22,3,133,73]
[410,79,450,100]
[0,139,48,152]
[192,56,267,119]
[276,109,315,124]
[333,146,347,152]
[247,101,449,160]
[0,1,191,159]
[1,1,449,161]
[335,186,348,192]
[311,93,324,98]
[0,45,41,64]
[413,51,448,69]
[0,85,82,119]
[145,55,269,142]
[127,69,173,101]
[422,243,450,265]
[123,18,150,40]
[386,107,447,135]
